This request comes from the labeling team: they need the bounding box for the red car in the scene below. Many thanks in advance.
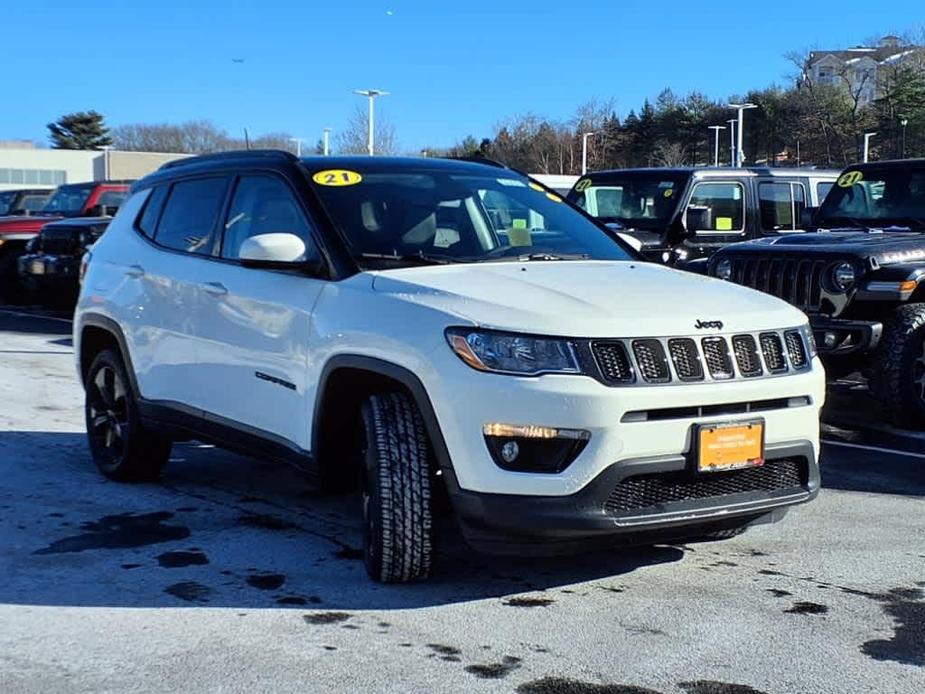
[0,181,128,299]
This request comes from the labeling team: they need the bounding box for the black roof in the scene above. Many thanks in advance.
[0,188,52,195]
[849,158,925,169]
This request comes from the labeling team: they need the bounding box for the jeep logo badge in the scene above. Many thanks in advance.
[695,319,724,330]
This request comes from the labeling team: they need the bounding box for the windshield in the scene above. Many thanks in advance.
[817,167,925,230]
[0,192,15,216]
[307,167,634,266]
[566,171,689,230]
[41,184,95,216]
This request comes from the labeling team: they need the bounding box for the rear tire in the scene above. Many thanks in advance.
[869,304,925,428]
[359,392,434,583]
[85,349,171,481]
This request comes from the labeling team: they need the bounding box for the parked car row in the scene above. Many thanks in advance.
[0,181,128,300]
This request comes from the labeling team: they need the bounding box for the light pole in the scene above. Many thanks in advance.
[708,126,725,166]
[581,132,595,174]
[289,138,303,157]
[863,132,877,163]
[726,118,737,166]
[728,103,757,167]
[900,118,908,158]
[353,89,389,156]
[323,128,331,156]
[796,139,801,168]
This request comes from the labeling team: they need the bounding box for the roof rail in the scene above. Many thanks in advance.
[158,149,297,171]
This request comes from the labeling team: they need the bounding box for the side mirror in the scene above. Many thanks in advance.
[238,232,324,275]
[685,206,712,233]
[800,206,818,229]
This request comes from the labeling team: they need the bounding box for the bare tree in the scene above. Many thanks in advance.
[652,141,688,166]
[335,106,397,155]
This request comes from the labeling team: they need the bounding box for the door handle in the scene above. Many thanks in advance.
[125,264,144,278]
[201,281,228,297]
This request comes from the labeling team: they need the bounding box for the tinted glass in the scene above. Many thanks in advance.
[97,190,127,208]
[688,182,744,232]
[222,175,315,259]
[0,192,14,215]
[154,178,228,254]
[817,181,833,202]
[42,183,95,216]
[567,172,689,230]
[22,194,50,212]
[308,167,634,266]
[759,182,805,232]
[817,167,925,230]
[136,186,168,238]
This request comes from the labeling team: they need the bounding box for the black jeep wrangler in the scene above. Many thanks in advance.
[708,159,925,427]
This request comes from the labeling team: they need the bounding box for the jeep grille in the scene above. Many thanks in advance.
[726,257,827,312]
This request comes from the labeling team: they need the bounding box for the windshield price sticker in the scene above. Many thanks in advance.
[312,169,363,187]
[837,170,864,188]
[663,188,674,198]
[574,178,592,192]
[546,192,563,203]
[528,182,545,192]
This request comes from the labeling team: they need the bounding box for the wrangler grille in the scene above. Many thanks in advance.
[732,335,762,377]
[604,458,807,515]
[726,257,827,312]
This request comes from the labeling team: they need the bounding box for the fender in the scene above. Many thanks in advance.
[75,313,142,396]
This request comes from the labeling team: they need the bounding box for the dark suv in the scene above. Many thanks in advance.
[708,159,925,427]
[567,167,838,266]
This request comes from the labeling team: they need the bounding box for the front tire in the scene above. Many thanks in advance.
[869,304,925,428]
[359,392,434,583]
[85,349,172,481]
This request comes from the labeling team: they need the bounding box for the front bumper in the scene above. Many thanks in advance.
[17,254,79,281]
[809,316,881,355]
[446,441,818,555]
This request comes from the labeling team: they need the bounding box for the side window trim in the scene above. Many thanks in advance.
[685,180,746,235]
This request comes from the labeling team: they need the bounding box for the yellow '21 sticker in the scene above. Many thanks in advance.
[312,169,362,186]
[836,170,863,188]
[574,178,592,192]
[528,182,545,192]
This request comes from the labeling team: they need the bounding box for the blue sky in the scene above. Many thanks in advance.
[6,1,922,151]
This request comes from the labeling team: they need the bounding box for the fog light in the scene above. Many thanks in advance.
[483,423,590,473]
[500,440,520,463]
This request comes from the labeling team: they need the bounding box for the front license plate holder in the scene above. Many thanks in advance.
[695,419,765,473]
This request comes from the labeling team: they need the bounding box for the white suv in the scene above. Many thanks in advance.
[74,151,825,583]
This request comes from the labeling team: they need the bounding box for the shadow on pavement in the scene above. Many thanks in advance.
[0,431,686,612]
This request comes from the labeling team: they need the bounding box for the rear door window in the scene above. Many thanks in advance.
[758,181,806,232]
[687,182,745,233]
[154,178,229,254]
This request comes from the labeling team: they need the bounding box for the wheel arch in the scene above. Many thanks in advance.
[77,314,140,397]
[312,355,455,485]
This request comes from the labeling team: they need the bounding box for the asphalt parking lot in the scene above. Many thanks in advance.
[1,307,923,694]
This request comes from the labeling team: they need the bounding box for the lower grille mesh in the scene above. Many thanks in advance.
[604,458,807,515]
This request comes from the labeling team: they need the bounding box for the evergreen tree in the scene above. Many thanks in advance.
[47,111,113,150]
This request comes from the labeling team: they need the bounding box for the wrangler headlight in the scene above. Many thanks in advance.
[831,262,856,291]
[446,328,580,375]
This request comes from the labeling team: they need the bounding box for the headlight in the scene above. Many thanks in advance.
[799,324,818,360]
[446,328,580,375]
[715,258,732,281]
[832,262,856,291]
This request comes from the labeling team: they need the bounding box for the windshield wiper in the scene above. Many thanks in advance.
[355,251,459,266]
[816,216,870,229]
[877,217,925,230]
[517,252,590,261]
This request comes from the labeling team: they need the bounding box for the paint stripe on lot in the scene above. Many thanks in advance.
[0,307,73,324]
[822,438,925,460]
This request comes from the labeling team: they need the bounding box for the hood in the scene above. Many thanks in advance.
[371,260,806,337]
[0,214,62,234]
[727,231,925,266]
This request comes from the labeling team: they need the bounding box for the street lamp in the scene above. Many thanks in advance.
[322,127,331,156]
[581,132,595,174]
[900,118,909,158]
[863,132,877,163]
[726,118,737,167]
[289,138,303,157]
[728,103,757,167]
[708,126,725,167]
[353,89,389,156]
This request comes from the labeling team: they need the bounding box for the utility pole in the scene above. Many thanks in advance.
[708,126,725,166]
[863,132,876,163]
[900,118,908,158]
[581,132,595,174]
[726,118,737,167]
[289,138,303,157]
[323,128,331,156]
[353,89,389,156]
[728,103,757,167]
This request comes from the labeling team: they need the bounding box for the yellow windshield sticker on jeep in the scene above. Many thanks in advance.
[528,182,545,192]
[836,170,863,188]
[663,188,674,198]
[512,218,528,229]
[508,226,532,247]
[715,217,733,231]
[312,169,362,186]
[574,178,592,192]
[546,192,563,203]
